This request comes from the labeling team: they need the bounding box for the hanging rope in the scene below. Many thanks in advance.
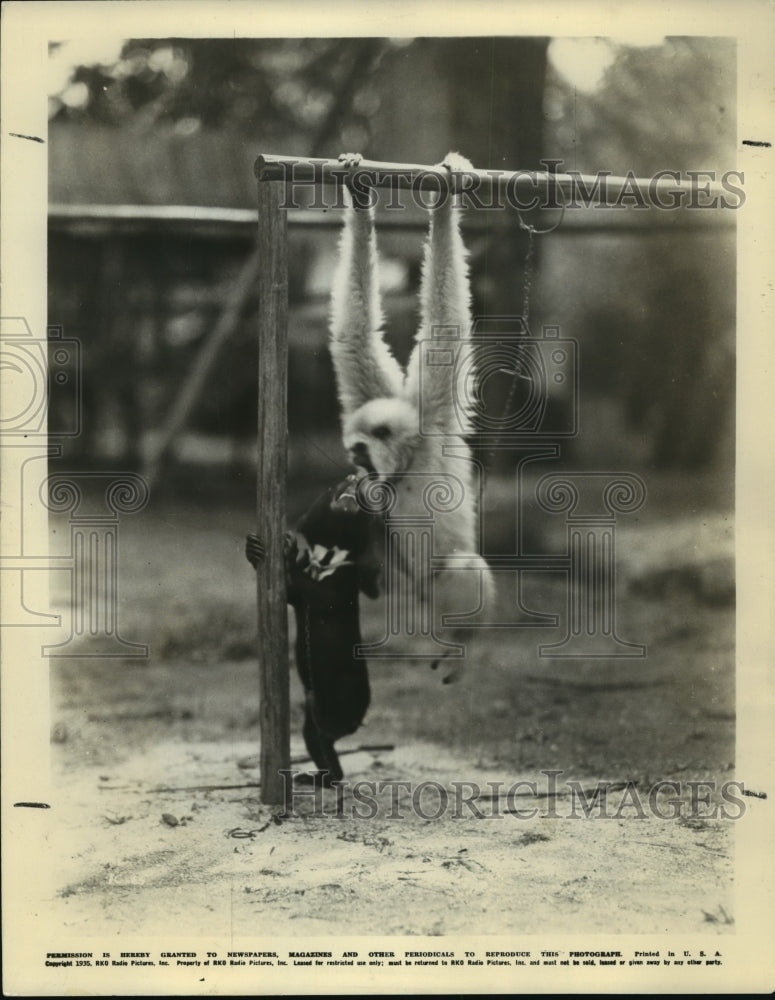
[485,200,566,465]
[490,223,536,460]
[519,221,537,327]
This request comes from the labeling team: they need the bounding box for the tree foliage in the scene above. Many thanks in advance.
[50,38,394,152]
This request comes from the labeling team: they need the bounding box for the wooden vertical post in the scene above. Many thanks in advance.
[256,178,290,804]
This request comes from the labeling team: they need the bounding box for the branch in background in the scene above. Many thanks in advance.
[308,39,384,157]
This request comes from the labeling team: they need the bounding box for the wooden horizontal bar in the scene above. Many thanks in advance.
[255,152,734,199]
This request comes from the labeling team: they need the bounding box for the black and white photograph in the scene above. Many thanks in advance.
[2,1,774,994]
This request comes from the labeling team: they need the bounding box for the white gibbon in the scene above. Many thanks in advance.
[329,152,494,681]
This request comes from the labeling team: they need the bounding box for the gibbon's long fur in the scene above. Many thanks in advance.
[329,153,493,680]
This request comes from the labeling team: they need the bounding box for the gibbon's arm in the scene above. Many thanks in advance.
[329,192,405,418]
[404,154,474,435]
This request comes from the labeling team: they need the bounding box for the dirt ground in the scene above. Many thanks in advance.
[46,469,736,939]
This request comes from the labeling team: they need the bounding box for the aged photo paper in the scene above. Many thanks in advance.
[2,0,774,994]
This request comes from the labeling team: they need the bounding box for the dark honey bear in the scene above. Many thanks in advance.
[246,474,382,786]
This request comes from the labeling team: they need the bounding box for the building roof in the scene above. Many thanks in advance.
[49,122,266,208]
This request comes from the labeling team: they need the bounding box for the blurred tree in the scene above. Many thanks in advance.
[50,38,395,150]
[545,36,735,176]
[49,37,550,167]
[542,36,736,469]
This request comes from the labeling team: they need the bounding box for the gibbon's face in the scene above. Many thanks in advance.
[343,397,421,478]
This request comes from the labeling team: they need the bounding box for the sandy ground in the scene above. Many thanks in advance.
[43,478,736,941]
[48,738,733,939]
